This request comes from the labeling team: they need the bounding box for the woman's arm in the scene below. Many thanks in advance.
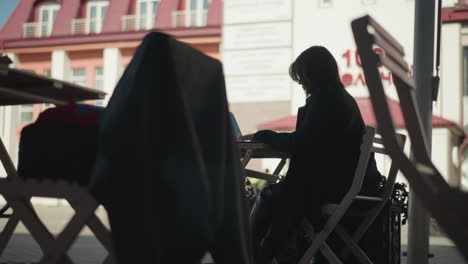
[253,100,335,154]
[253,130,295,153]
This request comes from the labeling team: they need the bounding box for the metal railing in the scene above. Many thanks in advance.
[71,18,102,35]
[121,15,137,31]
[121,14,155,31]
[172,10,208,28]
[22,22,51,38]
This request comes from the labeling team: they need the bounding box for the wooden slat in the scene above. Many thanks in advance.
[355,195,384,202]
[372,34,409,71]
[371,146,387,154]
[0,68,106,106]
[373,135,406,150]
[0,179,85,199]
[0,137,19,180]
[334,225,373,264]
[0,86,68,105]
[244,169,279,183]
[378,54,416,89]
[273,158,287,175]
[372,137,384,144]
[45,196,98,263]
[0,215,19,255]
[368,16,405,55]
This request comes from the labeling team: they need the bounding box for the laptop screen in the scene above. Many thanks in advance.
[230,112,242,139]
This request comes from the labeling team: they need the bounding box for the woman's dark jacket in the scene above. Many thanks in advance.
[254,85,381,213]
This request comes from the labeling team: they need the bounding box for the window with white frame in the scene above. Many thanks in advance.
[38,2,60,37]
[137,0,159,30]
[20,105,34,123]
[186,0,209,27]
[18,70,36,123]
[87,0,109,34]
[318,0,333,8]
[94,67,104,105]
[464,47,468,97]
[43,69,51,78]
[462,147,468,191]
[463,47,468,131]
[361,0,376,5]
[42,70,55,109]
[71,68,86,87]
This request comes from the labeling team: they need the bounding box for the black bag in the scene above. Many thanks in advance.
[17,104,103,186]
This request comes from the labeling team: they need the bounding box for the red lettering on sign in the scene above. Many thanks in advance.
[341,73,353,87]
[354,50,362,67]
[342,49,351,68]
[354,72,366,86]
[380,71,393,84]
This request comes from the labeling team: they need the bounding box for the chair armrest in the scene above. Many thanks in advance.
[244,169,279,183]
[355,195,384,202]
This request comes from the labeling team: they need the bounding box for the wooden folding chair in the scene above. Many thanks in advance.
[298,126,406,264]
[0,136,114,263]
[352,15,468,260]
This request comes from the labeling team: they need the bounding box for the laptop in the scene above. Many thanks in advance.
[230,112,259,143]
[230,112,242,140]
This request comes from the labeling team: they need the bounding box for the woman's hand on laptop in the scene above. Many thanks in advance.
[239,133,255,141]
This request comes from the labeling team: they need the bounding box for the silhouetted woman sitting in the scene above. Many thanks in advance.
[248,46,381,264]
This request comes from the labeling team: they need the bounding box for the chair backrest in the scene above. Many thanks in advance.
[344,126,376,202]
[352,15,468,259]
[352,15,450,194]
[342,126,406,209]
[371,131,406,203]
[314,125,406,251]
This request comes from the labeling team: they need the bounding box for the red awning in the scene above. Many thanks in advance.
[258,97,459,131]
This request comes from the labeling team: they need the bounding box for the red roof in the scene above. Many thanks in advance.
[442,6,468,23]
[258,97,459,131]
[0,0,222,48]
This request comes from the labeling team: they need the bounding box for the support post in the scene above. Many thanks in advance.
[407,0,437,263]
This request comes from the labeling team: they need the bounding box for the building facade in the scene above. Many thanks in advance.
[0,0,467,189]
[0,0,221,166]
[221,0,466,187]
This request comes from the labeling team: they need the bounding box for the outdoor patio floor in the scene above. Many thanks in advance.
[0,203,464,264]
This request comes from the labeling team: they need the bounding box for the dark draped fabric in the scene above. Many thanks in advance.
[90,32,252,264]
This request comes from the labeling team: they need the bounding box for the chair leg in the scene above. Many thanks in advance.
[302,219,315,241]
[67,199,115,263]
[0,204,11,216]
[302,220,343,264]
[0,214,19,255]
[334,225,373,264]
[319,241,343,264]
[103,254,116,264]
[87,215,113,247]
[43,195,98,263]
[5,195,74,263]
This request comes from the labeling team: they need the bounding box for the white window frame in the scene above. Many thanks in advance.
[94,67,104,105]
[94,67,104,91]
[20,104,34,124]
[318,0,333,8]
[86,0,109,34]
[185,0,209,27]
[71,68,87,87]
[38,2,60,37]
[136,0,159,30]
[361,0,376,5]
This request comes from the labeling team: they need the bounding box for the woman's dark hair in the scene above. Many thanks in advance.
[289,46,342,95]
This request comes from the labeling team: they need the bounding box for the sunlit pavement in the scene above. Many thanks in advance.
[0,203,465,264]
[400,224,466,264]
